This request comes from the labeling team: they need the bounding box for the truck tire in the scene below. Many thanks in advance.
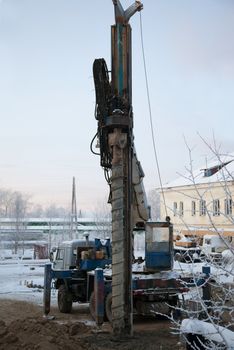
[58,285,72,313]
[105,292,112,324]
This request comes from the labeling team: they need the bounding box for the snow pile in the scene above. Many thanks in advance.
[177,236,191,243]
[181,319,234,348]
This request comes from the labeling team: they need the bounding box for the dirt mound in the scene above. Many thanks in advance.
[0,300,184,349]
[0,318,92,350]
[0,318,184,350]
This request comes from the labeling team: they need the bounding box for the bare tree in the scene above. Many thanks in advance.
[0,189,14,217]
[92,199,111,239]
[164,140,234,349]
[27,204,44,218]
[10,191,30,254]
[44,204,69,218]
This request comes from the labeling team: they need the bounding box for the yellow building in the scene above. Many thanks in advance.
[160,154,234,240]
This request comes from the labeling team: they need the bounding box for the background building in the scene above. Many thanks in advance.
[160,153,234,240]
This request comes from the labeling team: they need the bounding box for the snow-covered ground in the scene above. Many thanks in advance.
[0,246,233,308]
[0,259,57,305]
[174,260,234,284]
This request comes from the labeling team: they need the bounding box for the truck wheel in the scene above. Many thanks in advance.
[58,285,72,313]
[105,292,112,323]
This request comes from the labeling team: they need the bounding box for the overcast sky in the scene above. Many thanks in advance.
[0,0,233,211]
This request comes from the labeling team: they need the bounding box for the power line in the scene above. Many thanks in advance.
[139,11,168,217]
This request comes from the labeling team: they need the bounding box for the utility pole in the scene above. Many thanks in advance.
[70,176,78,239]
[93,0,143,336]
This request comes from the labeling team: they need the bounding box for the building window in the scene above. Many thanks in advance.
[213,199,220,216]
[224,198,232,216]
[191,201,196,216]
[173,202,177,216]
[179,201,184,216]
[199,200,206,216]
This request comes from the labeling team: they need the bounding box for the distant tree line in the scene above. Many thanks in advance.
[0,188,70,219]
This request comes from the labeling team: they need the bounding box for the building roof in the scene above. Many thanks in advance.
[164,153,234,189]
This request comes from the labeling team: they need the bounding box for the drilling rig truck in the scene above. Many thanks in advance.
[43,0,185,334]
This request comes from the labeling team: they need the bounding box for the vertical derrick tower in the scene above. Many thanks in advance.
[93,0,143,336]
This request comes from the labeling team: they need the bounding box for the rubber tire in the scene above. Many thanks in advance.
[58,285,73,313]
[89,291,95,320]
[105,292,112,324]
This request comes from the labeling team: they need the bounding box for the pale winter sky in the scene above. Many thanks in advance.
[0,0,233,211]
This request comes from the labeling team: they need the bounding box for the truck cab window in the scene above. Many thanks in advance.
[56,249,64,261]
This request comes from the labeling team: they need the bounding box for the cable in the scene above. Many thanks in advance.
[139,11,168,217]
[90,132,100,156]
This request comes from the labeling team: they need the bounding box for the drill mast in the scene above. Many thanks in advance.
[93,0,143,335]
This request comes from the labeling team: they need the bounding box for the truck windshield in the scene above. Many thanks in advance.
[147,227,170,253]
